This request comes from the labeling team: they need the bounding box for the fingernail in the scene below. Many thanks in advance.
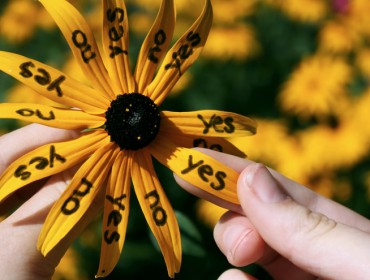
[242,163,287,203]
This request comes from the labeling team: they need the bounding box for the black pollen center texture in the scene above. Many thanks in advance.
[105,93,161,150]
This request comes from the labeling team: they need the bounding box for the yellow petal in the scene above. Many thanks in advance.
[150,134,240,205]
[38,142,118,255]
[102,0,135,94]
[0,130,109,203]
[131,150,181,278]
[39,0,115,99]
[0,51,109,114]
[96,151,132,278]
[146,0,213,105]
[0,103,105,129]
[134,0,175,93]
[167,133,247,158]
[161,110,257,137]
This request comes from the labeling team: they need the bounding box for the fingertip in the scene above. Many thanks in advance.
[218,269,257,280]
[214,212,265,267]
[0,124,79,175]
[237,163,287,205]
[6,171,71,225]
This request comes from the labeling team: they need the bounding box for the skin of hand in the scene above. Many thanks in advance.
[175,148,370,280]
[0,124,101,280]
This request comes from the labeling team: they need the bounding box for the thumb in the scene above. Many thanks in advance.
[238,163,370,279]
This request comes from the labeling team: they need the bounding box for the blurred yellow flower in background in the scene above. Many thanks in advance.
[203,24,259,61]
[356,48,370,79]
[297,121,369,172]
[318,19,360,54]
[265,0,329,23]
[279,54,352,120]
[347,0,370,38]
[0,0,40,43]
[230,119,293,167]
[0,0,89,44]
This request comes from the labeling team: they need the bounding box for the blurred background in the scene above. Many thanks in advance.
[1,0,370,279]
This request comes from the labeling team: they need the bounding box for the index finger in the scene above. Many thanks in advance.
[0,124,78,213]
[0,123,78,174]
[175,148,370,233]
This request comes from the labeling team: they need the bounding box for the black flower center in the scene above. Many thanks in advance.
[105,93,161,150]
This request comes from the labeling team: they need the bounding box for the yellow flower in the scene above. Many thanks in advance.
[299,173,351,200]
[351,88,370,141]
[279,55,352,120]
[203,24,260,61]
[229,119,313,183]
[298,121,369,172]
[0,0,90,44]
[229,119,293,166]
[347,0,370,38]
[211,0,256,23]
[355,48,370,79]
[318,19,360,54]
[0,0,39,43]
[266,0,328,23]
[203,0,258,61]
[0,0,256,278]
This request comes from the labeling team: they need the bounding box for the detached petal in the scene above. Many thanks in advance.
[39,0,115,99]
[0,52,109,114]
[146,0,213,105]
[131,150,181,278]
[102,0,135,94]
[38,142,118,255]
[166,133,247,158]
[134,0,175,93]
[97,151,132,278]
[161,110,257,137]
[150,134,240,205]
[0,130,109,203]
[0,103,105,129]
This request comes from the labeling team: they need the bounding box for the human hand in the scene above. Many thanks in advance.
[0,124,91,280]
[175,149,370,280]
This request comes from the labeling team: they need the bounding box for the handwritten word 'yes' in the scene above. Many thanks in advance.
[103,194,127,244]
[14,145,66,181]
[164,31,201,75]
[198,114,235,134]
[16,108,55,121]
[181,155,226,191]
[106,7,128,58]
[19,61,65,97]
